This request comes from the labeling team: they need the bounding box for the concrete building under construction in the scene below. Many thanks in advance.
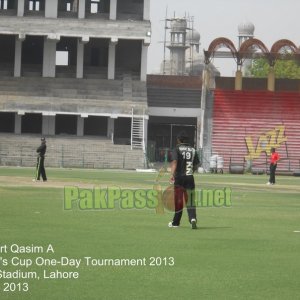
[0,0,151,169]
[146,16,219,163]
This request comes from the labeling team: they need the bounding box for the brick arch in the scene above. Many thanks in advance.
[239,38,269,56]
[204,37,238,63]
[270,39,298,54]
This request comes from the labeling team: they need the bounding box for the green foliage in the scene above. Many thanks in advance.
[250,58,300,79]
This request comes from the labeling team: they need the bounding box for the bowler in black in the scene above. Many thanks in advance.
[34,137,47,182]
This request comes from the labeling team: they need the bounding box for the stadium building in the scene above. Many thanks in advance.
[203,31,300,174]
[147,17,219,163]
[147,18,300,175]
[0,0,150,169]
[0,4,299,174]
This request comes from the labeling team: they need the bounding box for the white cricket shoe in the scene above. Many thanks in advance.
[168,222,179,228]
[191,219,197,229]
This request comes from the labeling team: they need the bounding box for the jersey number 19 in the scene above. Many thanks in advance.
[182,151,193,175]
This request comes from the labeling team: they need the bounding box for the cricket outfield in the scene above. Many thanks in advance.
[0,167,299,300]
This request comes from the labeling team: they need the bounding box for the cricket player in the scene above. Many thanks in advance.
[33,137,47,182]
[267,147,280,185]
[168,131,199,229]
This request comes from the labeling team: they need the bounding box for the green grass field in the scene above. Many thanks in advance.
[0,167,299,300]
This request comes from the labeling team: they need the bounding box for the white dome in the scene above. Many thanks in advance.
[186,29,200,43]
[238,21,255,36]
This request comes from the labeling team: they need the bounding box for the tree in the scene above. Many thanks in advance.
[249,58,300,79]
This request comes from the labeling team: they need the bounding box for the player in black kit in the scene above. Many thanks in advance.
[168,131,199,229]
[33,137,47,182]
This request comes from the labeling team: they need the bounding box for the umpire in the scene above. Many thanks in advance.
[168,131,199,229]
[34,137,47,182]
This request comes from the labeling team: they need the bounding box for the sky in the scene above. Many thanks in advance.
[148,0,300,76]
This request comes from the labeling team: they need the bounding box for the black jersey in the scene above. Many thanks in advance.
[37,143,47,157]
[171,143,199,177]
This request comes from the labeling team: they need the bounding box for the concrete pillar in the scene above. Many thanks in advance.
[109,0,117,20]
[196,116,201,149]
[14,34,25,77]
[42,115,55,135]
[268,67,275,92]
[199,67,210,149]
[42,115,49,135]
[43,35,59,78]
[76,40,84,79]
[107,117,115,139]
[203,68,210,90]
[140,41,149,82]
[77,116,84,136]
[17,0,25,16]
[78,0,85,19]
[235,70,243,91]
[45,0,58,18]
[48,116,55,135]
[108,38,118,80]
[143,0,150,20]
[76,36,89,78]
[15,114,22,134]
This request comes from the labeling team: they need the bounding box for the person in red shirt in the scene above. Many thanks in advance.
[267,148,280,185]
